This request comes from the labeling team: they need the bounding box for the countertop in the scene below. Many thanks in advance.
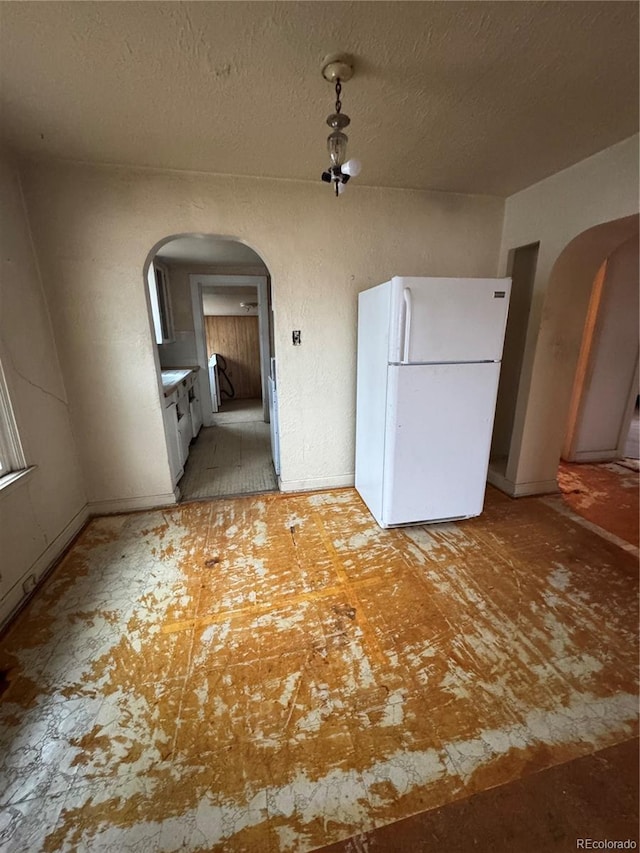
[161,366,199,397]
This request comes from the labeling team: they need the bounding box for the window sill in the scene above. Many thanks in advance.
[0,466,37,500]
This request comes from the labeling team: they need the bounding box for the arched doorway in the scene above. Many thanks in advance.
[144,234,279,501]
[489,214,639,498]
[556,228,639,547]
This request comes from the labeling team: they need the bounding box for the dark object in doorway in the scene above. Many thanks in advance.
[0,669,10,699]
[216,354,235,399]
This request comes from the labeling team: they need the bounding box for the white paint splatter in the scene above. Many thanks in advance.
[548,564,571,591]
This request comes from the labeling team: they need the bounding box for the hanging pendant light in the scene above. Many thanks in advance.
[320,55,361,197]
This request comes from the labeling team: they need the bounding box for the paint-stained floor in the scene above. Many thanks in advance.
[317,737,639,852]
[0,487,637,851]
[557,460,639,549]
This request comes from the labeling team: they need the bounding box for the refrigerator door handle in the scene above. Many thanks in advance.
[401,287,413,364]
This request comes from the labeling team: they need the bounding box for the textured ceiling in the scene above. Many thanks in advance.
[1,1,637,196]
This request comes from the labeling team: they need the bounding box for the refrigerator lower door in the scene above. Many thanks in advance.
[381,362,501,527]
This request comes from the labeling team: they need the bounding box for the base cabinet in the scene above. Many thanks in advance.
[177,410,192,466]
[161,367,200,488]
[163,402,184,486]
[190,388,202,438]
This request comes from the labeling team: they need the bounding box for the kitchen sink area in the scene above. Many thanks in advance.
[161,369,194,393]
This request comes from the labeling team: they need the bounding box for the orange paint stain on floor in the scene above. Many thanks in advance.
[557,460,639,548]
[0,487,637,851]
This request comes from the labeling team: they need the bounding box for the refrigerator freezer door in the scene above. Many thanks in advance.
[388,277,511,364]
[381,362,501,526]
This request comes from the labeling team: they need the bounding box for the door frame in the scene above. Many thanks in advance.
[190,274,269,426]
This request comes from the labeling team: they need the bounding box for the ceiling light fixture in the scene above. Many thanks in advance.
[240,301,258,311]
[320,55,361,197]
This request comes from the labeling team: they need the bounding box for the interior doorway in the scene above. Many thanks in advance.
[204,286,262,412]
[144,234,279,502]
[555,232,639,548]
[489,242,538,480]
[488,213,639,501]
[183,272,277,500]
[562,234,639,465]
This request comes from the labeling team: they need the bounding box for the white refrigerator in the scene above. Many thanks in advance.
[355,276,511,528]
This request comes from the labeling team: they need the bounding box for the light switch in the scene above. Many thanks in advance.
[292,330,301,345]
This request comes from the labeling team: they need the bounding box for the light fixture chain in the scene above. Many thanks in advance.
[320,57,358,196]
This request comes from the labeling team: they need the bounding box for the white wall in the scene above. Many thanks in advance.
[0,153,87,627]
[20,161,504,499]
[494,134,639,494]
[570,235,639,459]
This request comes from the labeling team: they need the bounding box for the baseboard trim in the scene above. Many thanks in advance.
[88,491,179,515]
[0,503,90,630]
[569,450,619,463]
[279,473,355,493]
[487,469,560,498]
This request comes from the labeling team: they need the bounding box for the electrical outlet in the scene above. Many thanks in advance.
[292,330,301,345]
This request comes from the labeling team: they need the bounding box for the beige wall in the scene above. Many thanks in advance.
[202,288,259,317]
[0,153,87,626]
[20,161,504,500]
[157,264,266,369]
[167,264,267,330]
[493,134,639,494]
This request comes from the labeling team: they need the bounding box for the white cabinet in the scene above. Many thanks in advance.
[160,367,200,488]
[268,375,280,476]
[177,411,192,465]
[189,383,202,438]
[175,382,192,466]
[163,401,183,486]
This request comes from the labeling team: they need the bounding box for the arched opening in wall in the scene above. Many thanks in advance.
[499,214,640,549]
[556,226,639,548]
[144,234,279,501]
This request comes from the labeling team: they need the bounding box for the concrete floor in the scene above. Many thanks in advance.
[0,486,637,851]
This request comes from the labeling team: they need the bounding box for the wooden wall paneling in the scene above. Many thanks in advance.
[205,315,262,399]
